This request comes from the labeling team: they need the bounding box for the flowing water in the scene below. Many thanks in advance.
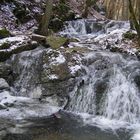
[60,19,140,139]
[3,19,140,140]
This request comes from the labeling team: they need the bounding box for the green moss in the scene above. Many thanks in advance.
[0,51,11,62]
[46,36,68,49]
[0,28,10,39]
[123,31,136,40]
[0,42,10,50]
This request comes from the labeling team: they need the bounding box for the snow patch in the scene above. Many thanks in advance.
[0,36,26,45]
[48,74,58,80]
[51,53,66,65]
[47,49,66,65]
[0,36,28,52]
[69,65,81,74]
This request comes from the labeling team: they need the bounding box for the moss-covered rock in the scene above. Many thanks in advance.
[46,36,69,49]
[0,42,10,50]
[123,31,137,40]
[0,28,10,39]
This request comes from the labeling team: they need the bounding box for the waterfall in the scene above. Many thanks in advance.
[67,52,140,125]
[61,19,140,126]
[102,68,140,124]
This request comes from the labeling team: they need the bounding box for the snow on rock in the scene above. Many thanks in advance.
[92,24,137,55]
[69,65,81,74]
[0,36,26,44]
[48,74,59,80]
[42,48,84,82]
[68,54,83,75]
[61,19,138,55]
[0,36,29,52]
[51,53,66,65]
[46,49,66,66]
[42,49,67,81]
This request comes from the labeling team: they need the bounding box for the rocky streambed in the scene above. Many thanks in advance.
[0,19,140,140]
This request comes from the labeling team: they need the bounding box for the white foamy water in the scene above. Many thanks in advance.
[60,19,140,134]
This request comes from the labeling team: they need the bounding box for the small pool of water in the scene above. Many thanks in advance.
[2,112,133,140]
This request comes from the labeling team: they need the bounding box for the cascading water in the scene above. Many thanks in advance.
[2,19,140,140]
[102,68,140,124]
[60,19,140,130]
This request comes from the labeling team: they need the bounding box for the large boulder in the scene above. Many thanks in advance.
[0,36,38,62]
[9,47,85,108]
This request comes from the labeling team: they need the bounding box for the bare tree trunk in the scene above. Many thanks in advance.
[38,0,53,36]
[128,0,140,36]
[128,0,140,45]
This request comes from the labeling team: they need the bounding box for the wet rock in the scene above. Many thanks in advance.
[0,78,10,90]
[3,102,14,107]
[0,63,12,79]
[0,36,38,62]
[86,22,104,34]
[0,103,7,110]
[94,80,108,113]
[133,75,140,91]
[94,80,108,96]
